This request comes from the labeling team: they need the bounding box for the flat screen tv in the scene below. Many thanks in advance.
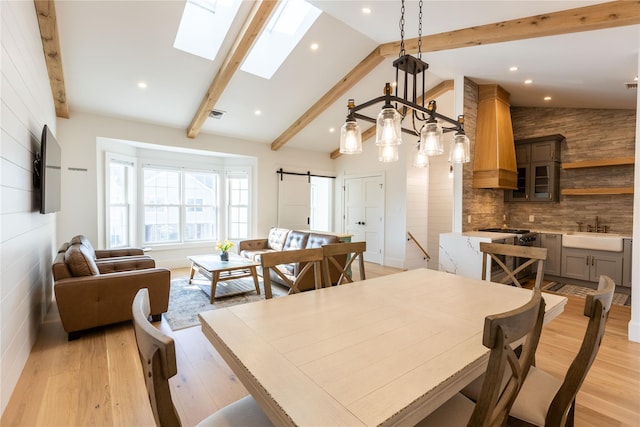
[36,124,62,214]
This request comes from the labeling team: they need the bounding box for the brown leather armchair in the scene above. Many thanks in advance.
[61,234,153,263]
[52,243,170,340]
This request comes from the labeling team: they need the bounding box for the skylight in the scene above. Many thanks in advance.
[173,0,242,61]
[241,0,321,79]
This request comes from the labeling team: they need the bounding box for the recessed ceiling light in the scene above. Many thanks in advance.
[329,127,335,133]
[362,7,371,14]
[544,96,552,101]
[524,79,533,85]
[255,110,262,116]
[137,81,148,89]
[509,66,518,72]
[310,42,319,50]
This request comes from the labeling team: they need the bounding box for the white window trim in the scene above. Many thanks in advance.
[105,152,137,249]
[225,167,252,240]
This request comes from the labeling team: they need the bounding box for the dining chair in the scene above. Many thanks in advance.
[480,242,548,288]
[260,247,323,294]
[321,241,366,286]
[131,288,273,427]
[416,288,546,427]
[506,275,616,427]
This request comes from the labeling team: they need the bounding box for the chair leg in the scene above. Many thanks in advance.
[68,331,81,341]
[566,400,575,427]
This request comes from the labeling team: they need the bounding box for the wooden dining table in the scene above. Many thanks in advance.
[199,268,567,427]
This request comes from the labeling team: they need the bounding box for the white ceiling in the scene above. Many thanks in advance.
[54,1,639,155]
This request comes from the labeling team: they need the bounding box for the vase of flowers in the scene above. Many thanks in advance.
[216,239,233,261]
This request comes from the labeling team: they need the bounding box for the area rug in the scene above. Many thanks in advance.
[542,282,630,306]
[163,276,288,331]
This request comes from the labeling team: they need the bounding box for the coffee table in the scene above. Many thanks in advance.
[187,253,261,303]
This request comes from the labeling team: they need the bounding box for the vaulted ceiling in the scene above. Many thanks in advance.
[36,0,639,157]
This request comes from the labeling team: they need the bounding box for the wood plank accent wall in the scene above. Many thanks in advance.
[462,99,636,235]
[1,0,58,414]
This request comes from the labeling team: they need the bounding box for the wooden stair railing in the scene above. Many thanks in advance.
[407,232,431,261]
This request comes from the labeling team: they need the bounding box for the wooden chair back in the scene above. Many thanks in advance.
[260,248,323,294]
[322,241,366,286]
[469,288,546,427]
[480,242,548,288]
[543,275,615,426]
[132,288,181,427]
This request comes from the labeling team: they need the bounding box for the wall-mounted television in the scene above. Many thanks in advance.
[35,124,62,214]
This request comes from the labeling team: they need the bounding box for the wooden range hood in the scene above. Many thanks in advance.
[473,84,517,189]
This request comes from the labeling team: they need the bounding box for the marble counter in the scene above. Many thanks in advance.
[438,232,517,280]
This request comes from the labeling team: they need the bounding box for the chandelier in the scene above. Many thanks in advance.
[339,0,470,166]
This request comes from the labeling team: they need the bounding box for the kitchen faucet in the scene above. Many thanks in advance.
[586,216,608,233]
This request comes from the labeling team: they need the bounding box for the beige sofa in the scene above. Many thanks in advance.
[52,241,170,340]
[239,228,347,292]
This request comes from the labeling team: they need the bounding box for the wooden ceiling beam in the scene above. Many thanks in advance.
[329,79,454,159]
[275,0,639,153]
[378,1,640,57]
[35,0,69,119]
[270,47,385,151]
[187,0,279,139]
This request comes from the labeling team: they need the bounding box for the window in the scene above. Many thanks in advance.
[173,0,243,61]
[227,171,249,239]
[143,167,217,245]
[107,156,135,248]
[241,0,321,79]
[310,176,332,232]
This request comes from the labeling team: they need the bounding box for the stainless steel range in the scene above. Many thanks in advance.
[478,228,539,281]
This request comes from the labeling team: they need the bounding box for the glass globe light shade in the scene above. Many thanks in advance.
[412,149,429,168]
[376,107,402,147]
[420,121,443,155]
[378,144,399,163]
[449,133,471,164]
[339,120,362,154]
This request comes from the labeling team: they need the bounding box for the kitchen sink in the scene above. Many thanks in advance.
[562,232,624,252]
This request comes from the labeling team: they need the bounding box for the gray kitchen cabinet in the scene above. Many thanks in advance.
[561,247,623,284]
[530,138,561,162]
[623,238,632,287]
[539,233,562,276]
[505,134,564,203]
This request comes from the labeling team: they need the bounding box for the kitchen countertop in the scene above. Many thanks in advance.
[442,231,519,241]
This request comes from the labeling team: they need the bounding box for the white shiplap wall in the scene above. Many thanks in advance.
[1,1,58,414]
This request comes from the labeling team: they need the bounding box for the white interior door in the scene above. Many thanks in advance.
[278,174,310,230]
[344,175,384,264]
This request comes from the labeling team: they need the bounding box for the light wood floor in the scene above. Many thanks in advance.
[2,264,639,426]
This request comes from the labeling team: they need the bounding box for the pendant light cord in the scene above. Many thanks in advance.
[417,0,423,59]
[399,0,405,57]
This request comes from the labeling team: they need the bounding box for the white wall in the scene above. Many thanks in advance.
[0,1,58,414]
[334,130,408,269]
[56,112,337,268]
[629,31,640,342]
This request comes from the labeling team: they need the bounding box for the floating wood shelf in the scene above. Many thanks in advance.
[562,157,635,169]
[561,187,634,195]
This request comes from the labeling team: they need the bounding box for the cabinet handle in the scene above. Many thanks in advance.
[586,255,589,266]
[592,256,595,266]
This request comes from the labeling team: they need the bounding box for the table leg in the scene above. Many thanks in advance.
[189,262,196,284]
[251,266,260,295]
[210,271,220,304]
